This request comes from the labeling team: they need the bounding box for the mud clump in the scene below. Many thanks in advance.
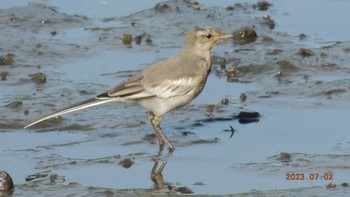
[123,32,153,46]
[118,158,134,168]
[240,93,247,102]
[29,72,46,85]
[0,71,9,80]
[174,186,193,194]
[266,49,283,56]
[24,109,30,116]
[10,16,20,23]
[321,63,337,68]
[183,0,203,10]
[341,183,349,187]
[103,190,115,196]
[326,183,337,189]
[274,71,284,81]
[261,36,274,42]
[0,171,14,194]
[143,133,157,144]
[236,111,260,124]
[342,48,350,53]
[226,3,245,11]
[49,174,65,184]
[319,88,346,99]
[225,67,239,83]
[193,181,205,185]
[253,1,272,11]
[188,138,220,145]
[277,60,298,71]
[226,65,270,80]
[50,31,57,36]
[135,35,142,44]
[277,152,291,162]
[78,89,96,95]
[5,101,23,109]
[122,34,132,45]
[154,3,171,13]
[0,55,14,66]
[25,172,48,182]
[298,48,315,57]
[298,33,307,40]
[134,33,153,45]
[262,15,275,29]
[221,98,230,105]
[232,27,257,44]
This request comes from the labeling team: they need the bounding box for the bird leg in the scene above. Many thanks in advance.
[148,112,174,152]
[148,112,164,150]
[151,160,167,189]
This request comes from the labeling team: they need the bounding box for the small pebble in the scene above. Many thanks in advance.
[175,186,193,194]
[262,15,275,29]
[277,152,291,162]
[10,16,20,23]
[135,35,142,44]
[299,33,307,40]
[232,28,257,44]
[24,109,30,116]
[0,171,14,192]
[122,34,132,45]
[0,56,14,65]
[341,182,349,187]
[298,48,315,57]
[253,1,272,11]
[221,98,229,105]
[118,158,134,168]
[193,181,205,185]
[154,3,170,12]
[41,18,50,24]
[240,93,247,102]
[29,72,46,85]
[326,183,336,189]
[236,111,260,124]
[1,71,9,80]
[145,37,153,45]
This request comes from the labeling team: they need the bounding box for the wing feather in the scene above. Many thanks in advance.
[98,56,207,100]
[146,77,195,98]
[102,74,151,98]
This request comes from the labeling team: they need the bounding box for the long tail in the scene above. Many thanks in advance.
[24,97,114,129]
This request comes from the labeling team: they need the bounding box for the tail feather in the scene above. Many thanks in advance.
[24,98,114,129]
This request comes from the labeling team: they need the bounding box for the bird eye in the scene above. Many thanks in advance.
[206,33,212,39]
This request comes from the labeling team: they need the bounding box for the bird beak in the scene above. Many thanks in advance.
[214,34,234,42]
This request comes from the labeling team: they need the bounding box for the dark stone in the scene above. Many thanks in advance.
[0,171,14,192]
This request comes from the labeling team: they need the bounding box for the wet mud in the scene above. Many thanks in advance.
[1,0,350,196]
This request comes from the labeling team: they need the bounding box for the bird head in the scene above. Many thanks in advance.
[184,26,233,51]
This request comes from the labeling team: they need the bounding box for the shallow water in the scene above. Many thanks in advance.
[1,0,350,196]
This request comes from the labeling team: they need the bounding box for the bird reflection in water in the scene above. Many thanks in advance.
[151,159,167,189]
[149,147,194,194]
[150,148,172,190]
